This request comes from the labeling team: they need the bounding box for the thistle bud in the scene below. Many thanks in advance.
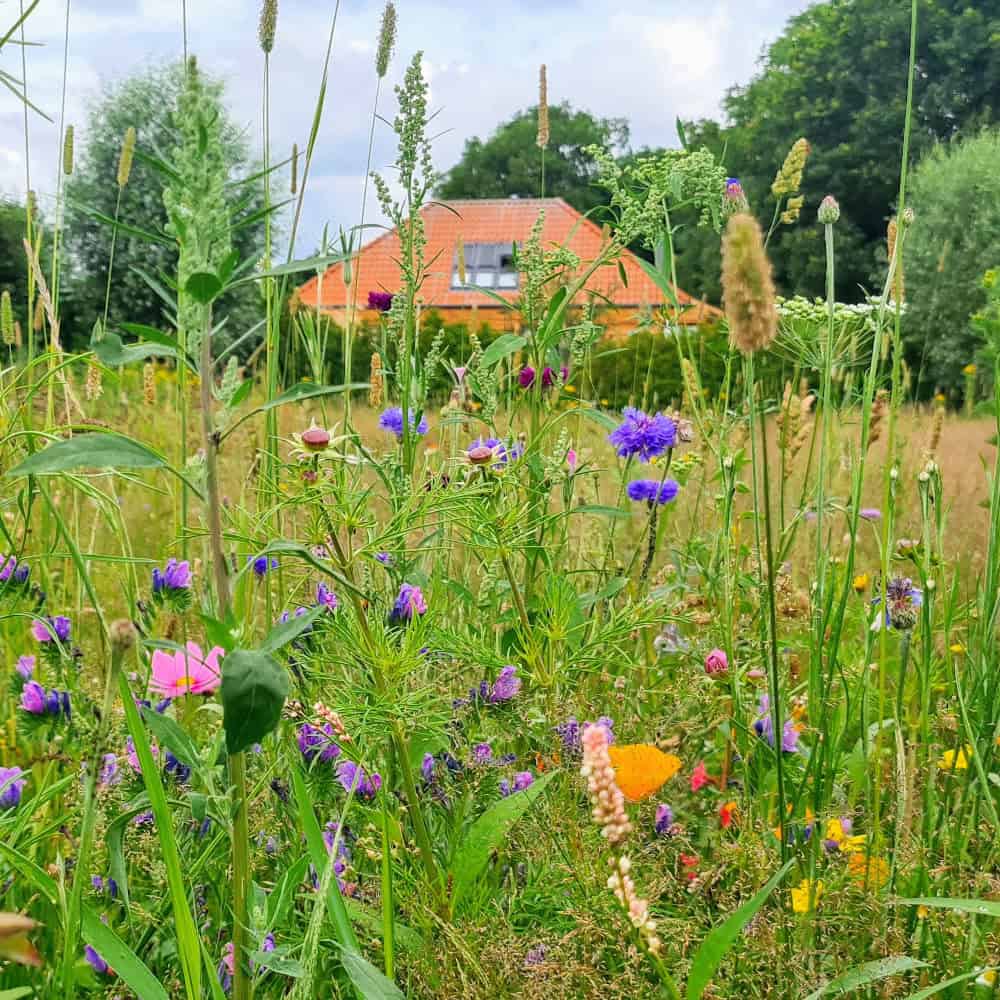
[117,127,136,188]
[536,65,550,150]
[817,195,840,225]
[258,0,278,54]
[721,213,778,355]
[1,290,13,346]
[109,619,138,653]
[375,2,397,79]
[62,125,74,176]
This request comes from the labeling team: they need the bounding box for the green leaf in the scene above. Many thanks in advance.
[91,328,180,368]
[900,969,995,999]
[258,381,368,412]
[0,988,35,1000]
[106,805,150,907]
[199,613,239,653]
[685,859,794,1000]
[340,948,406,1000]
[119,323,180,352]
[230,252,349,286]
[140,708,202,772]
[250,950,305,978]
[572,504,631,519]
[185,271,223,305]
[896,897,1000,918]
[220,649,289,754]
[804,957,928,999]
[7,433,167,477]
[267,855,311,930]
[258,604,326,654]
[450,772,555,908]
[81,906,170,1000]
[480,333,527,368]
[344,899,422,954]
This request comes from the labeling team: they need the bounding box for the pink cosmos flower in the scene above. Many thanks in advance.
[150,642,224,698]
[690,761,710,792]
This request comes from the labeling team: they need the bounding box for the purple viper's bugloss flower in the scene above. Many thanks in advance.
[513,771,534,792]
[153,558,191,593]
[390,583,427,623]
[249,555,278,577]
[472,742,493,765]
[316,582,338,610]
[297,722,340,765]
[85,945,109,975]
[337,760,381,800]
[0,766,26,809]
[608,407,676,462]
[753,695,800,753]
[16,655,35,679]
[379,406,428,439]
[20,680,47,715]
[654,803,673,836]
[489,665,522,703]
[626,478,679,504]
[31,615,71,643]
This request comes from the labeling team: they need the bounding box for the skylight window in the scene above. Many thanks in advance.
[451,242,519,290]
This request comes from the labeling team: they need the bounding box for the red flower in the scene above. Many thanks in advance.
[719,800,738,829]
[690,761,710,792]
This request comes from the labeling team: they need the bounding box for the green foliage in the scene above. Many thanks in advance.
[64,62,266,352]
[219,648,290,754]
[6,431,167,477]
[437,103,629,214]
[903,130,1000,396]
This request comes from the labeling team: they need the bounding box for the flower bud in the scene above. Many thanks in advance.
[109,619,138,653]
[817,195,840,225]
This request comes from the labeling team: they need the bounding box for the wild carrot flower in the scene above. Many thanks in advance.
[379,406,428,438]
[626,479,679,504]
[609,408,676,462]
[580,723,631,844]
[337,760,381,800]
[0,767,25,810]
[31,615,71,643]
[150,643,224,697]
[390,583,426,623]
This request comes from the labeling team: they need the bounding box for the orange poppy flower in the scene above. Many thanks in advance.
[607,744,682,802]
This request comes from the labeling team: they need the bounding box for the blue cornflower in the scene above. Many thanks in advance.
[626,479,679,504]
[379,406,428,439]
[249,555,278,577]
[608,408,676,462]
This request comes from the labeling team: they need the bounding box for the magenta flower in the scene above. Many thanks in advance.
[31,615,71,643]
[20,681,47,715]
[390,583,426,623]
[150,642,223,697]
[704,648,728,675]
[152,558,191,593]
[0,766,26,809]
[16,655,35,679]
[367,290,393,312]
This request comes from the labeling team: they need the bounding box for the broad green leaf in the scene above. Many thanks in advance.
[106,805,150,907]
[292,767,359,952]
[231,252,349,285]
[686,859,794,1000]
[7,433,167,477]
[185,271,224,304]
[267,855,311,930]
[91,328,180,368]
[0,989,35,1000]
[450,771,555,907]
[901,968,994,999]
[141,708,203,772]
[479,333,527,368]
[343,899,423,954]
[896,897,1000,918]
[577,406,620,432]
[804,957,928,999]
[259,604,326,654]
[250,950,305,978]
[81,906,170,1000]
[220,649,289,754]
[340,948,406,1000]
[258,381,368,412]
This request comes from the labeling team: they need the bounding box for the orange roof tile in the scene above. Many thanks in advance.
[297,198,720,324]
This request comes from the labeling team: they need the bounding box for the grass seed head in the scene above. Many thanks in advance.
[722,213,778,355]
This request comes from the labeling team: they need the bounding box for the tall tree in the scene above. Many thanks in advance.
[436,103,628,214]
[684,0,999,301]
[64,62,267,351]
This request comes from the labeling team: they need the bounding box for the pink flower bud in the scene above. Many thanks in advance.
[704,648,728,675]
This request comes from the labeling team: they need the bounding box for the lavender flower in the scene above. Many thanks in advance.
[608,408,676,462]
[337,760,381,800]
[626,479,680,505]
[0,766,25,809]
[152,558,191,593]
[654,803,674,836]
[752,694,799,753]
[390,583,427,623]
[31,615,71,643]
[379,406,428,439]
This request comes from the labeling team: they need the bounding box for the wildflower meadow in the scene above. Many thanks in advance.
[2,0,1000,997]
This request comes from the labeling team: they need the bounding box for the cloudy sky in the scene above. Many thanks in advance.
[2,0,811,253]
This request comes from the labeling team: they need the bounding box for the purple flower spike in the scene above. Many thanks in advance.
[31,615,71,643]
[20,680,47,715]
[153,558,191,593]
[655,803,674,836]
[390,583,427,623]
[316,582,339,611]
[337,760,381,801]
[490,665,522,703]
[16,655,35,679]
[85,945,109,975]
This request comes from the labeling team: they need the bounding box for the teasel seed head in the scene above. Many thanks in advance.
[117,127,136,188]
[376,2,397,79]
[887,218,904,303]
[771,137,810,198]
[368,352,384,408]
[1,290,13,345]
[721,213,778,355]
[290,143,299,195]
[536,65,550,150]
[62,125,75,176]
[258,0,278,54]
[817,195,840,225]
[143,362,156,405]
[456,236,467,285]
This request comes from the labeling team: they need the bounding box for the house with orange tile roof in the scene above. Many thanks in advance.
[296,197,720,335]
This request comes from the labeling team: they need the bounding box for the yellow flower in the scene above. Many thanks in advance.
[976,970,997,988]
[916,905,929,919]
[963,363,977,376]
[934,392,946,403]
[790,879,823,914]
[938,745,972,771]
[847,852,889,889]
[564,385,577,394]
[949,642,965,654]
[853,573,869,594]
[824,818,848,845]
[839,834,867,853]
[600,398,609,406]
